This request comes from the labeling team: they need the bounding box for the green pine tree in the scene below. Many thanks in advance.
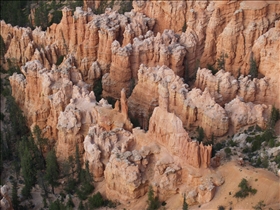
[43,197,48,208]
[77,161,94,200]
[37,170,49,198]
[182,21,187,32]
[18,135,39,194]
[21,146,36,198]
[34,1,49,30]
[217,52,228,70]
[23,135,45,171]
[66,195,75,208]
[33,125,47,152]
[49,199,67,210]
[93,79,103,102]
[6,95,28,140]
[49,0,63,25]
[75,144,82,179]
[45,149,59,194]
[85,161,93,183]
[252,200,266,210]
[147,185,160,210]
[78,201,85,210]
[88,192,104,209]
[269,106,280,128]
[33,125,47,169]
[0,1,30,27]
[63,156,78,195]
[197,127,205,143]
[12,159,21,180]
[249,54,258,79]
[0,35,6,58]
[182,193,188,210]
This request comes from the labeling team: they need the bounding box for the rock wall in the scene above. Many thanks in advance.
[195,68,239,105]
[133,1,280,82]
[9,58,79,140]
[194,68,273,131]
[130,29,187,79]
[102,29,187,99]
[148,107,212,169]
[55,83,133,160]
[128,65,229,137]
[213,2,280,76]
[102,41,132,98]
[183,88,229,137]
[1,7,155,81]
[132,1,188,34]
[83,125,134,181]
[9,59,133,161]
[104,147,148,202]
[102,113,216,203]
[225,97,270,133]
[195,68,272,106]
[251,20,280,108]
[3,2,279,107]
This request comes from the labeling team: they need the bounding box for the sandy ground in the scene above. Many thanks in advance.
[96,160,280,210]
[115,161,279,210]
[197,161,279,210]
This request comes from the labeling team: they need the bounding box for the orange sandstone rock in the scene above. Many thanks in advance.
[128,65,228,137]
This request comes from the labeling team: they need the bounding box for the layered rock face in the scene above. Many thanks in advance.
[225,97,270,133]
[212,2,280,75]
[128,65,229,137]
[84,125,134,181]
[251,20,280,108]
[3,2,279,107]
[195,68,272,106]
[132,1,188,34]
[10,59,73,139]
[129,111,223,203]
[1,7,155,82]
[129,64,271,136]
[134,1,280,84]
[104,147,148,201]
[148,107,212,169]
[10,59,132,161]
[195,68,239,105]
[55,80,133,160]
[1,7,86,68]
[102,109,217,203]
[102,41,133,98]
[102,29,187,99]
[129,29,187,79]
[194,68,272,133]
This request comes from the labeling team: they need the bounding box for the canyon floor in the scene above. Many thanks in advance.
[135,160,280,210]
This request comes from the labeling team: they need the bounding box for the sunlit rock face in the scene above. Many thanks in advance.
[128,65,229,137]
